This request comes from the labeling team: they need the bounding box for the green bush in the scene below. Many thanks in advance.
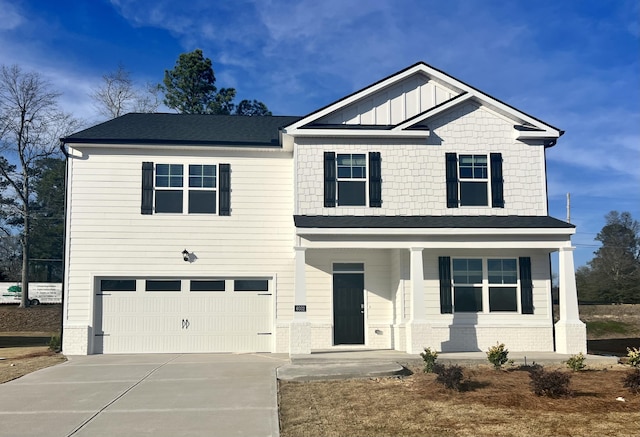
[486,342,509,369]
[420,347,438,373]
[626,347,640,368]
[623,369,640,394]
[434,364,464,391]
[529,367,573,398]
[49,334,61,352]
[565,352,586,372]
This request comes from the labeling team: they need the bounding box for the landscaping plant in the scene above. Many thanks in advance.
[486,342,509,369]
[623,369,640,394]
[565,352,586,372]
[529,366,573,398]
[420,347,438,373]
[626,347,640,368]
[434,364,464,391]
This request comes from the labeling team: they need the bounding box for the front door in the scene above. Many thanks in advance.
[333,273,365,345]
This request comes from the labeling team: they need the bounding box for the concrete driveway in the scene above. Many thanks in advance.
[0,353,289,437]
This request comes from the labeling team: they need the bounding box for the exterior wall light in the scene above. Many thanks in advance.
[182,249,190,262]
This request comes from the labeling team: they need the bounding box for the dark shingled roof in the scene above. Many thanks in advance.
[294,215,575,229]
[63,113,302,147]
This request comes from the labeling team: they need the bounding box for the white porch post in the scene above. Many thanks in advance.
[555,247,586,354]
[406,247,430,354]
[290,246,311,355]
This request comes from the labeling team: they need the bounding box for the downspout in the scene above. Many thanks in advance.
[57,140,69,351]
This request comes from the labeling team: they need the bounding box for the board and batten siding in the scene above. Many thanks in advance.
[63,146,296,352]
[296,102,547,216]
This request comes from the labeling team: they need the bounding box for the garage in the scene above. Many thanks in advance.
[93,278,273,354]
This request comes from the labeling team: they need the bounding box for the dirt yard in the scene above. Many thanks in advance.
[279,365,640,437]
[0,304,65,383]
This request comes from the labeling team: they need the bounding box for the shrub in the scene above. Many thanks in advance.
[565,352,586,372]
[626,347,640,368]
[486,342,509,369]
[434,364,464,391]
[49,334,61,352]
[623,369,640,394]
[529,367,573,398]
[420,347,438,373]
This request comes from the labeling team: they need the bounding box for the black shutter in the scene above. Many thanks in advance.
[519,257,533,314]
[369,152,382,207]
[490,153,504,208]
[439,256,453,314]
[141,162,154,215]
[445,153,458,208]
[219,164,231,216]
[324,152,336,207]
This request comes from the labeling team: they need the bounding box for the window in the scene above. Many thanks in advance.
[141,162,231,216]
[146,280,181,292]
[445,153,504,208]
[190,280,225,292]
[188,165,216,214]
[101,279,136,292]
[459,155,488,206]
[488,259,518,311]
[234,280,269,292]
[452,259,483,312]
[337,154,366,206]
[155,164,184,213]
[448,258,520,313]
[324,152,381,208]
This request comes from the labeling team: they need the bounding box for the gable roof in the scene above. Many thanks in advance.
[284,61,563,142]
[63,113,302,147]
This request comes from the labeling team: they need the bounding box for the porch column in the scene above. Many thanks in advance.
[555,247,586,354]
[290,246,311,355]
[406,247,430,354]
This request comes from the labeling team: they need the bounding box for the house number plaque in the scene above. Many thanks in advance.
[294,305,307,312]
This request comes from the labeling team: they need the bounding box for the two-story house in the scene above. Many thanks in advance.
[60,62,586,356]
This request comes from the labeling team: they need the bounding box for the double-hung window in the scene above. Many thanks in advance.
[188,164,216,214]
[445,153,504,208]
[441,257,523,313]
[337,153,367,206]
[324,151,382,207]
[141,162,230,215]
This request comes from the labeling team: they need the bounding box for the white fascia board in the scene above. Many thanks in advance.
[515,130,558,140]
[393,93,473,131]
[285,129,429,138]
[299,240,573,250]
[296,227,576,237]
[66,142,289,154]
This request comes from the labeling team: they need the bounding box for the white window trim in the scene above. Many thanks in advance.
[458,154,490,207]
[154,163,218,215]
[451,257,520,314]
[336,153,368,207]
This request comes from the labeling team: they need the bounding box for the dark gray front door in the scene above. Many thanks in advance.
[333,273,364,345]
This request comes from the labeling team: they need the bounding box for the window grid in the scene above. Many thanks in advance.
[156,164,184,187]
[458,155,489,206]
[336,154,367,206]
[452,258,520,313]
[154,163,218,214]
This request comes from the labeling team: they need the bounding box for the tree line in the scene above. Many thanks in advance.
[0,50,270,307]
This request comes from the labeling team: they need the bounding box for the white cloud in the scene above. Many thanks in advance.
[0,1,23,31]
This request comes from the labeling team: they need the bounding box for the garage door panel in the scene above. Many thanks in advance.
[95,282,273,354]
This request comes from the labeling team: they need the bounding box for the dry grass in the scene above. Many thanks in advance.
[279,365,640,437]
[0,347,66,384]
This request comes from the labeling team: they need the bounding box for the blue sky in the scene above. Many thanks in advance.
[1,0,638,268]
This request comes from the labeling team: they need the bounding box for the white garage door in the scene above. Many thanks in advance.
[94,278,273,354]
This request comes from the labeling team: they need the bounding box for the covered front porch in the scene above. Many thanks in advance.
[288,216,587,356]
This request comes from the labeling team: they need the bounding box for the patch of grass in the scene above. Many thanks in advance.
[586,320,631,337]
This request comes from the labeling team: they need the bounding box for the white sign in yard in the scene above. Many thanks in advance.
[0,282,62,305]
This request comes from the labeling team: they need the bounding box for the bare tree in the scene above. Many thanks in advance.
[91,65,160,119]
[0,64,79,307]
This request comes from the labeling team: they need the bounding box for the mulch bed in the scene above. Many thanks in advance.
[0,304,62,332]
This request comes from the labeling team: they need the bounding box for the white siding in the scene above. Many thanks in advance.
[296,102,547,216]
[63,147,295,352]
